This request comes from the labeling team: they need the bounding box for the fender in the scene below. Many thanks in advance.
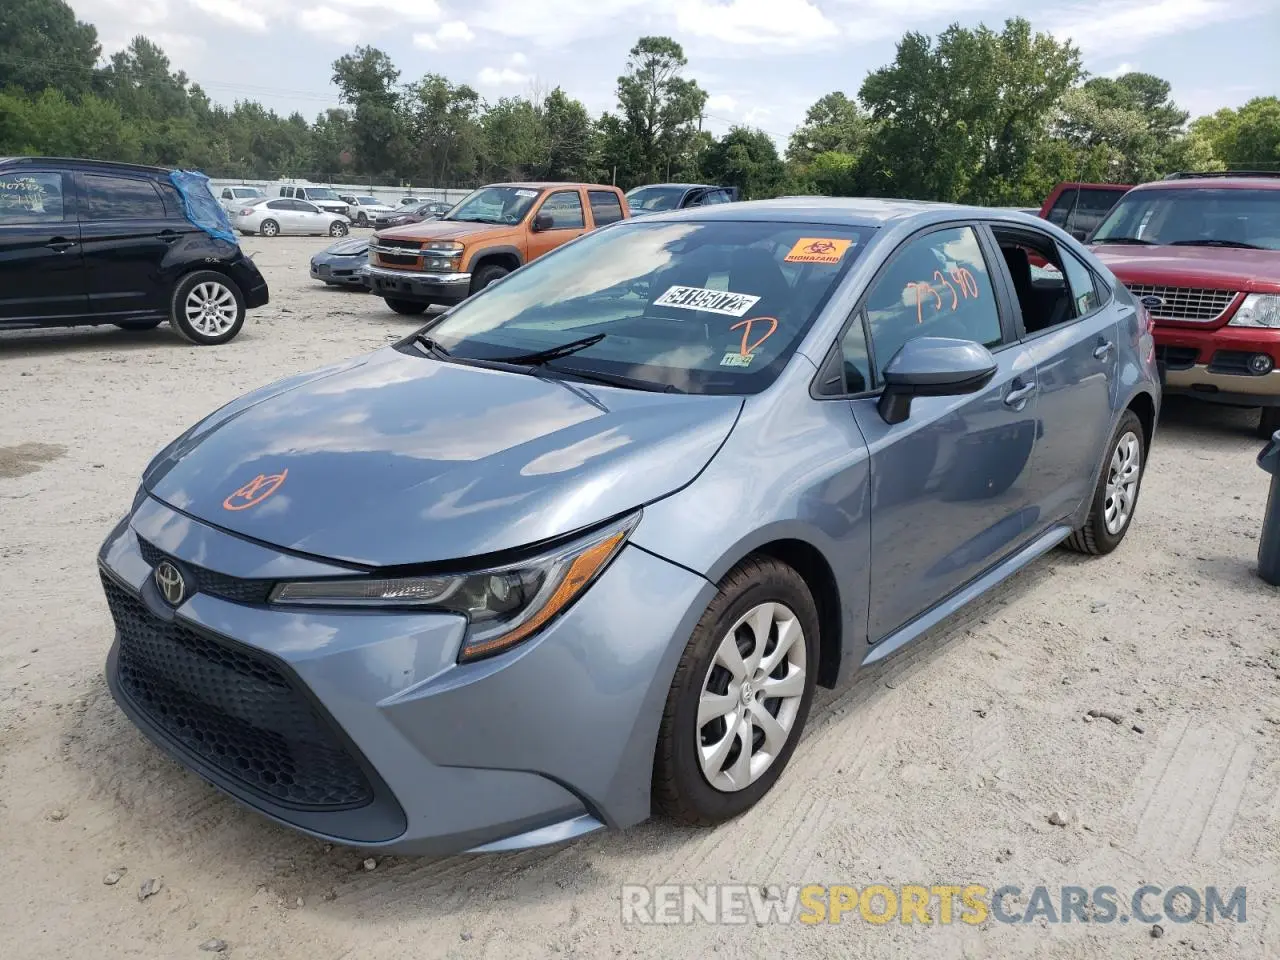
[465,244,523,274]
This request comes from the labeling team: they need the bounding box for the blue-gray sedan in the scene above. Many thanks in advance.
[99,198,1160,855]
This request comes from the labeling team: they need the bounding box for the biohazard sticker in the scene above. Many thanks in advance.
[720,352,754,368]
[653,285,761,318]
[785,237,853,264]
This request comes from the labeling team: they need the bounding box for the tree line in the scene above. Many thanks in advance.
[1,0,1277,205]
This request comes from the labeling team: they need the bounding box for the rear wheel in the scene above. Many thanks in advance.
[1259,406,1280,440]
[259,219,279,238]
[1064,409,1145,555]
[170,271,245,345]
[653,557,819,826]
[329,220,349,237]
[384,298,428,315]
[470,263,510,294]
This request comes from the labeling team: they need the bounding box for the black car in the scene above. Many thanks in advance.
[0,157,269,345]
[624,183,740,217]
[373,199,452,230]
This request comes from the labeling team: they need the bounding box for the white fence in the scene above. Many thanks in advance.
[208,179,474,205]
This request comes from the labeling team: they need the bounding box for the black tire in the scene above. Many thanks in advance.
[113,319,163,331]
[356,212,368,227]
[169,271,246,345]
[384,298,428,315]
[259,219,279,238]
[1064,409,1146,555]
[329,220,349,237]
[1258,407,1280,440]
[653,556,820,826]
[470,263,510,294]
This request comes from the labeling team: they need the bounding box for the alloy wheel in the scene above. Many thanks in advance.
[1104,430,1141,535]
[184,281,238,337]
[696,601,807,792]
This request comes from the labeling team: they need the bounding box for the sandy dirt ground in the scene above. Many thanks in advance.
[1,235,1277,959]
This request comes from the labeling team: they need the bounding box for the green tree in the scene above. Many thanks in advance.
[481,96,546,180]
[859,18,1082,204]
[702,126,786,199]
[0,0,99,96]
[605,36,707,186]
[1190,97,1280,170]
[402,74,483,185]
[786,92,870,164]
[542,88,597,181]
[332,46,404,178]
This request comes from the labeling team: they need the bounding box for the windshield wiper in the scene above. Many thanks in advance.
[548,365,685,394]
[1092,237,1155,245]
[487,334,607,366]
[448,216,500,224]
[1170,239,1264,250]
[411,333,450,359]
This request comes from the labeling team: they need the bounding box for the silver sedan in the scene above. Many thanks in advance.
[231,198,351,238]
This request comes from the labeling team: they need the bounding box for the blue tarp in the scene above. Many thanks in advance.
[169,170,238,244]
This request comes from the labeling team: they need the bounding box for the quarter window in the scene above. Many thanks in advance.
[82,175,167,221]
[539,190,585,229]
[863,226,1002,379]
[0,172,65,224]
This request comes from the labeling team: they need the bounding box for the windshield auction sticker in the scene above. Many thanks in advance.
[785,238,853,264]
[653,285,761,318]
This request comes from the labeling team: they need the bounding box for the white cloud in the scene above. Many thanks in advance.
[706,93,738,113]
[1104,62,1137,77]
[187,0,266,31]
[509,52,529,67]
[678,0,838,47]
[437,21,475,42]
[478,66,532,87]
[413,33,439,50]
[298,7,362,36]
[1049,0,1260,55]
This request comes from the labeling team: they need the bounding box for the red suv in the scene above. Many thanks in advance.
[1039,182,1132,242]
[1088,172,1280,437]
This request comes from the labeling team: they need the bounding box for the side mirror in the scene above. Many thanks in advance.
[532,211,554,232]
[877,337,998,425]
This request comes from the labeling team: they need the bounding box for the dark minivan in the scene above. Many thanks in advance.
[0,157,269,345]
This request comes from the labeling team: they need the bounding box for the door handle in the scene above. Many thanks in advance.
[46,239,76,252]
[1004,380,1037,408]
[1094,340,1113,360]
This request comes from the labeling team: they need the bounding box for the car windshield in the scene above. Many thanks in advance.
[357,196,379,205]
[1093,187,1280,250]
[418,220,873,394]
[626,186,687,212]
[445,186,541,225]
[306,188,339,200]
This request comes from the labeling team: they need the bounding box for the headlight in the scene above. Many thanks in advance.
[1229,293,1280,328]
[270,512,639,662]
[421,241,464,273]
[424,241,463,253]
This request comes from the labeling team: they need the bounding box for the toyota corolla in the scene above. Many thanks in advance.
[100,198,1159,855]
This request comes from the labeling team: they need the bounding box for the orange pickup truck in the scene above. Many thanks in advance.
[368,181,630,314]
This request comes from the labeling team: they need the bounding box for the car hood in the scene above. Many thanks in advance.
[318,237,369,257]
[143,347,743,567]
[376,220,513,243]
[1091,245,1280,291]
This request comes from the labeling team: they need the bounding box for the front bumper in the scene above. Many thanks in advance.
[98,498,713,855]
[1162,364,1280,406]
[369,266,471,306]
[311,257,370,288]
[1156,327,1280,405]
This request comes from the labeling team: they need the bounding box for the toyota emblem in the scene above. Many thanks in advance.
[154,560,186,606]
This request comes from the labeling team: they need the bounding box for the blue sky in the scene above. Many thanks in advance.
[67,0,1276,145]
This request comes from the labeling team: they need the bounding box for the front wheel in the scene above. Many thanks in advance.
[329,220,349,237]
[470,263,510,294]
[1064,409,1146,555]
[170,271,245,345]
[653,557,819,826]
[259,219,279,237]
[1258,406,1280,440]
[384,298,428,315]
[356,213,368,227]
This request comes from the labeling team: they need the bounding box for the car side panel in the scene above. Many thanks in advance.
[0,170,88,324]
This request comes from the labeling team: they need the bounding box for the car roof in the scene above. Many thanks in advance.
[487,181,618,190]
[634,195,1010,228]
[628,183,721,191]
[1133,176,1280,192]
[0,156,173,176]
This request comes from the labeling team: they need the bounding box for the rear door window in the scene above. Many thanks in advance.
[0,171,67,224]
[81,175,167,221]
[1058,246,1102,317]
[588,190,624,226]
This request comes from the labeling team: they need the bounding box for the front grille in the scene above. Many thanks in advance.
[136,538,272,605]
[375,239,423,251]
[104,574,374,809]
[1156,345,1199,370]
[1209,350,1271,376]
[1126,284,1237,323]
